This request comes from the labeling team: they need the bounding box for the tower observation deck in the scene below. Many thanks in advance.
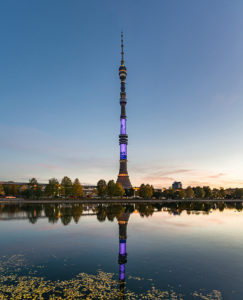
[117,33,132,189]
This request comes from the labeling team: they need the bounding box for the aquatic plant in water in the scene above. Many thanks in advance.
[0,255,222,299]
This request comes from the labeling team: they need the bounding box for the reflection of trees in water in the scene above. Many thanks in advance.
[135,204,154,217]
[0,202,242,224]
[60,206,73,226]
[23,204,42,224]
[44,204,59,224]
[96,204,134,222]
[106,205,124,221]
[96,205,107,222]
[72,204,83,224]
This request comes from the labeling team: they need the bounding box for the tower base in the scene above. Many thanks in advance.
[117,175,132,189]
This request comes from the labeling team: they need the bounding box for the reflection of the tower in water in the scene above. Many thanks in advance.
[118,211,130,299]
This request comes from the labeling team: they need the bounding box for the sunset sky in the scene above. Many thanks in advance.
[1,0,243,188]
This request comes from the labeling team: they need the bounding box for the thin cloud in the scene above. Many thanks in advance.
[209,173,225,179]
[39,164,62,170]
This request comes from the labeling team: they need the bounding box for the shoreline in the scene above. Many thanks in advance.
[0,198,243,205]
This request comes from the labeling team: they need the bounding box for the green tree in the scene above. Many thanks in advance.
[185,186,194,199]
[29,178,38,189]
[153,190,163,199]
[212,188,219,199]
[234,188,243,199]
[203,186,212,199]
[163,188,176,199]
[61,176,73,197]
[45,178,59,198]
[0,184,4,196]
[193,186,205,199]
[72,178,84,199]
[28,178,42,199]
[97,179,107,198]
[139,184,145,198]
[107,180,117,198]
[139,184,153,199]
[125,188,134,198]
[115,182,125,197]
[219,187,226,199]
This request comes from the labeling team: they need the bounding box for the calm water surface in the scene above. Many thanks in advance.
[0,202,243,299]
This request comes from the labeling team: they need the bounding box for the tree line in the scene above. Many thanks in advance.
[153,186,243,200]
[96,180,153,199]
[1,178,243,200]
[0,177,85,199]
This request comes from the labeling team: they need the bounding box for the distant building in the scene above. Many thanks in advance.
[172,181,182,190]
[83,185,97,197]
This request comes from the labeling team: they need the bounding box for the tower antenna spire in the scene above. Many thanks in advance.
[121,32,124,65]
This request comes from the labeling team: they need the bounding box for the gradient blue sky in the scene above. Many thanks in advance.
[1,0,243,188]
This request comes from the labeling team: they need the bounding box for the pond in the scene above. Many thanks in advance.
[0,202,243,299]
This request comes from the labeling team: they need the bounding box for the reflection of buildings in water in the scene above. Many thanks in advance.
[118,211,130,299]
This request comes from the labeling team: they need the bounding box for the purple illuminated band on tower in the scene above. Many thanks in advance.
[119,239,127,281]
[120,118,127,159]
[120,144,127,160]
[121,118,126,135]
[119,264,125,281]
[119,240,126,255]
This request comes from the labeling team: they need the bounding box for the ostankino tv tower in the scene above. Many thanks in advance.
[116,33,132,189]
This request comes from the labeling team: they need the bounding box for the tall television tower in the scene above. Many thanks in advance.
[117,33,132,189]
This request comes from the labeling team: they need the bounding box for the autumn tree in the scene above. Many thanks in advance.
[3,184,18,196]
[0,184,4,196]
[115,182,125,197]
[72,178,84,199]
[185,186,194,199]
[179,189,186,199]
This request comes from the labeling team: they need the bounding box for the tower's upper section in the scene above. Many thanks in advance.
[119,32,127,81]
